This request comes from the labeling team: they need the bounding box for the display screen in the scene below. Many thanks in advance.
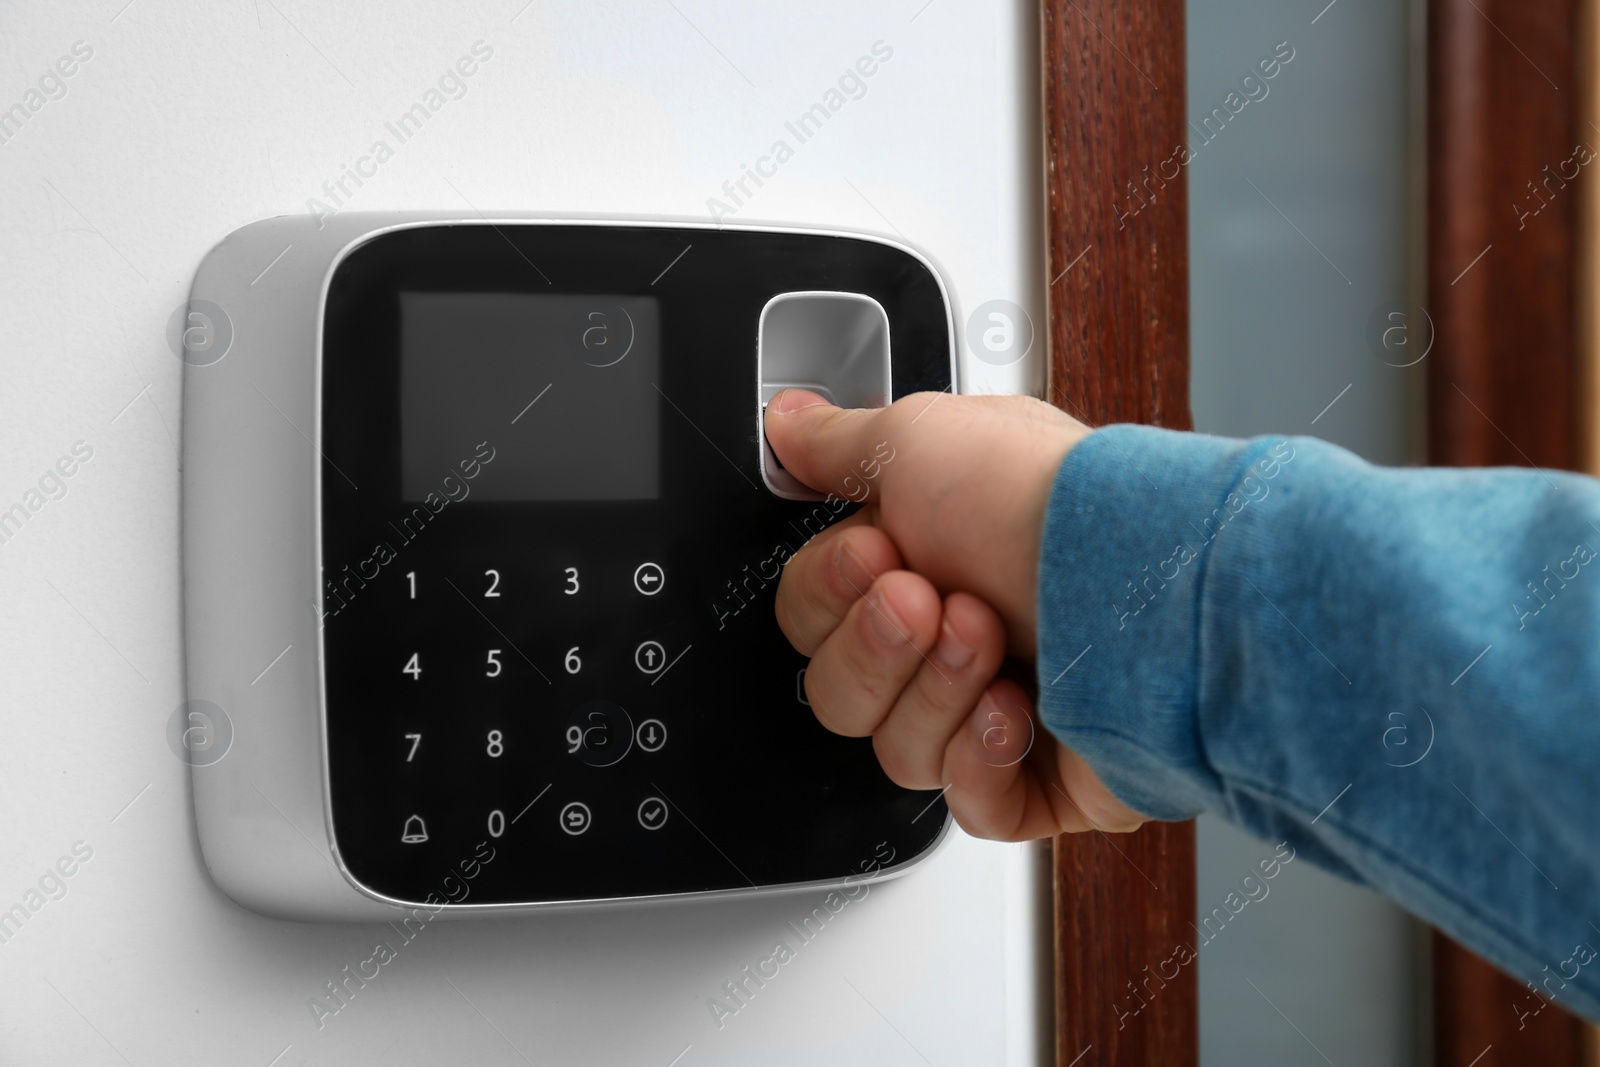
[399,292,661,501]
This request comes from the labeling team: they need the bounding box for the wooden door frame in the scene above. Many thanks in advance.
[1041,2,1197,1064]
[1428,0,1596,1063]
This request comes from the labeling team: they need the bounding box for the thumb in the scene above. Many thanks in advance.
[765,388,887,499]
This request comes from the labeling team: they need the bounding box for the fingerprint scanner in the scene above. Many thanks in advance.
[758,292,890,500]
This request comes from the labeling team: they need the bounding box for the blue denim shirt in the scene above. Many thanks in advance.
[1035,425,1600,1025]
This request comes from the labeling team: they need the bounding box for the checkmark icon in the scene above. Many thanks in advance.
[637,796,669,830]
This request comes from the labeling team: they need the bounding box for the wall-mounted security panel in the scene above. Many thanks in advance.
[181,214,957,920]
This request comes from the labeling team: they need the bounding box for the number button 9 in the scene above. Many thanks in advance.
[564,699,633,768]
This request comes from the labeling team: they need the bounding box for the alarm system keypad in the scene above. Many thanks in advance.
[319,223,954,905]
[372,553,690,847]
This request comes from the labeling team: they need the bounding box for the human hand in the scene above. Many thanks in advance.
[764,388,1146,841]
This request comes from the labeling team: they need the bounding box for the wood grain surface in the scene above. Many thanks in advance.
[1041,1,1197,1064]
[1428,0,1592,1063]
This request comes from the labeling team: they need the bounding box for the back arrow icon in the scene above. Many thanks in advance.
[559,801,592,835]
[634,563,665,595]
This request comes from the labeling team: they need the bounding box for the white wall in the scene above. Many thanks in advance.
[0,3,1048,1063]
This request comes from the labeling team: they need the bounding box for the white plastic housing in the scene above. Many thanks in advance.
[181,213,956,921]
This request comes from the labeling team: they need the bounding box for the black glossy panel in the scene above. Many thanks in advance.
[320,224,952,905]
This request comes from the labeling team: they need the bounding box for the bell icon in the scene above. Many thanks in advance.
[401,814,428,844]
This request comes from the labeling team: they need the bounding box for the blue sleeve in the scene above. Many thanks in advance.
[1035,424,1600,1024]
